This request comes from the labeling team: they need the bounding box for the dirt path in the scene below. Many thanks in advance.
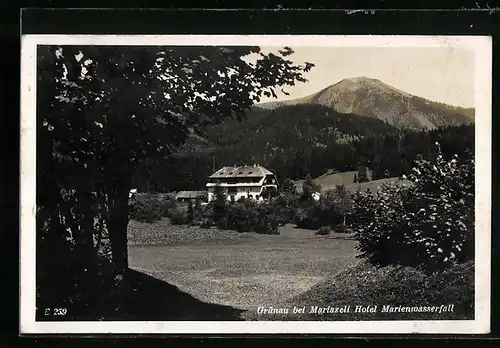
[128,224,358,311]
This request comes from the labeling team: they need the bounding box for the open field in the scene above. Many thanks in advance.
[128,220,359,313]
[294,170,412,194]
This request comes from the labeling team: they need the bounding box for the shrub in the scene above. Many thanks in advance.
[186,201,195,225]
[254,203,280,235]
[212,184,227,226]
[129,194,163,223]
[350,143,474,272]
[215,199,280,235]
[331,184,352,227]
[225,200,259,232]
[199,218,212,228]
[280,178,298,196]
[294,203,322,229]
[316,226,332,236]
[270,191,299,225]
[294,186,352,230]
[357,165,370,183]
[168,206,188,225]
[300,175,321,202]
[334,224,350,233]
[160,196,178,217]
[193,200,204,221]
[254,214,280,235]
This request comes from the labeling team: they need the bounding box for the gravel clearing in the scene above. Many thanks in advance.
[128,218,259,246]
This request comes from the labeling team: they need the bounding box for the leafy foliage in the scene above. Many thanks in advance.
[331,184,352,227]
[316,226,332,236]
[225,199,260,232]
[269,186,300,225]
[253,203,281,235]
[37,44,313,314]
[129,194,163,223]
[300,175,321,201]
[294,185,353,230]
[350,144,474,272]
[357,166,370,183]
[168,206,189,226]
[208,197,280,235]
[212,184,227,227]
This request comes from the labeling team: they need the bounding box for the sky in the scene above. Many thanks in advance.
[246,46,475,108]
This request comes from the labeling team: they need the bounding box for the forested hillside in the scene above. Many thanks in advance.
[131,103,474,192]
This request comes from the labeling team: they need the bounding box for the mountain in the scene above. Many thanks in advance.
[204,103,399,149]
[201,104,403,179]
[177,132,217,154]
[257,77,475,130]
[135,102,474,192]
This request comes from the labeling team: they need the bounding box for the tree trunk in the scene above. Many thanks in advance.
[105,167,132,276]
[107,186,130,275]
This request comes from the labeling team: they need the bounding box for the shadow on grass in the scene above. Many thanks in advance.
[38,269,245,321]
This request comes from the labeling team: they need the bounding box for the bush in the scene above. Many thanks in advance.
[334,224,350,233]
[129,194,163,223]
[350,143,474,273]
[357,165,370,183]
[254,214,280,235]
[213,199,280,235]
[294,186,352,230]
[316,226,332,236]
[199,218,212,228]
[269,191,299,225]
[160,196,178,217]
[226,200,259,232]
[300,175,321,202]
[294,204,322,229]
[167,206,188,225]
[254,203,280,235]
[212,184,227,226]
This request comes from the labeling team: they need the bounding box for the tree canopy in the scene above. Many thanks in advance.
[36,44,314,315]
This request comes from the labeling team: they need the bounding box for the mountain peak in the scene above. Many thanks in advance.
[326,76,382,92]
[256,76,474,130]
[337,76,377,84]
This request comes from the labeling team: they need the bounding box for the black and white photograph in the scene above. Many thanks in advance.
[20,35,491,334]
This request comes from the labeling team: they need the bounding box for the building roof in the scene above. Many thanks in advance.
[175,191,208,199]
[208,165,274,179]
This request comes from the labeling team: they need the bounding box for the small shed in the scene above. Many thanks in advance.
[175,190,208,204]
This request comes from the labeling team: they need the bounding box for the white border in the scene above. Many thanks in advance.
[20,35,492,334]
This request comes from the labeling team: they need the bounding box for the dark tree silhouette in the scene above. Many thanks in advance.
[37,45,314,311]
[357,166,369,183]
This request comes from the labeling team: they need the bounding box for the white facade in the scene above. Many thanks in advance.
[206,165,278,202]
[311,192,321,201]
